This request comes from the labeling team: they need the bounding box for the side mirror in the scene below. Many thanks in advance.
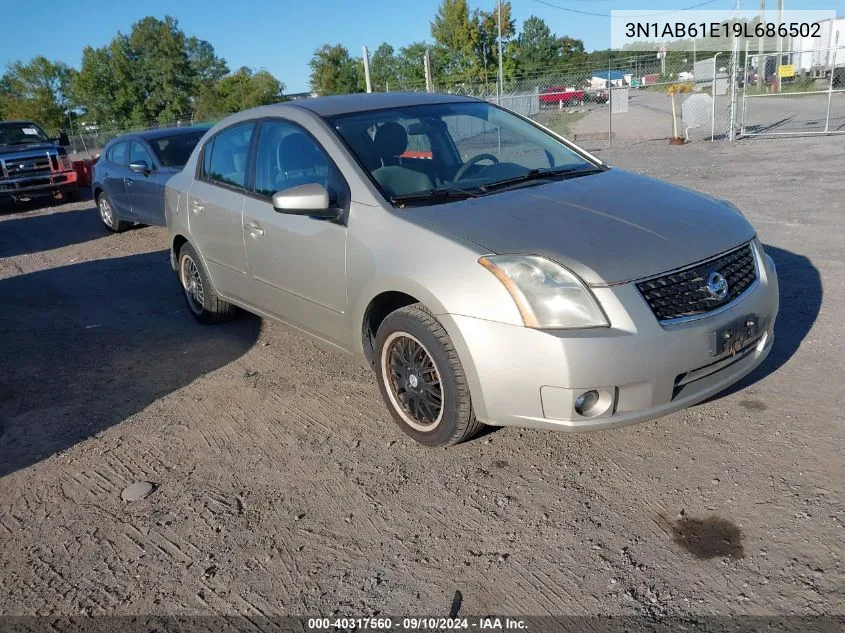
[272,183,341,220]
[128,160,151,175]
[57,131,70,146]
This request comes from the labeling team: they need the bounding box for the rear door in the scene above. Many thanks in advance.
[126,140,165,225]
[187,122,256,302]
[103,141,132,217]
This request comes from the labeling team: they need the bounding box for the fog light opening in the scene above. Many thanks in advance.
[574,390,600,416]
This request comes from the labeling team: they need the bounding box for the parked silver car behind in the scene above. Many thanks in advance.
[165,93,779,447]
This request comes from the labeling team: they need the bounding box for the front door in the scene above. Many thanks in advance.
[241,119,348,345]
[103,140,131,217]
[126,140,164,225]
[187,122,256,301]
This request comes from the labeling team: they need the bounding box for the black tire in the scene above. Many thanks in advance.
[375,303,484,447]
[177,242,236,324]
[97,191,130,232]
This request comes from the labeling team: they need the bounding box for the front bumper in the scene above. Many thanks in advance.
[0,170,78,196]
[441,246,779,431]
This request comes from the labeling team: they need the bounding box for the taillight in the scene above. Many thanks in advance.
[58,155,73,172]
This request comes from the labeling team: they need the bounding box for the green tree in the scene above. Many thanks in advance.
[186,37,229,85]
[194,67,284,119]
[73,45,119,128]
[308,44,361,96]
[126,16,194,123]
[72,15,240,129]
[472,1,515,83]
[0,56,75,134]
[370,43,397,92]
[556,36,587,67]
[394,42,449,90]
[430,0,476,73]
[517,15,558,73]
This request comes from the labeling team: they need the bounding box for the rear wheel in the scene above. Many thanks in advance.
[178,243,236,324]
[375,304,483,447]
[97,192,130,232]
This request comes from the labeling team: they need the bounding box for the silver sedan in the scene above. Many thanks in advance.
[164,92,779,447]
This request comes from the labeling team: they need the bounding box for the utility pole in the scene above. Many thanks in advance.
[424,49,433,93]
[362,45,373,93]
[757,0,766,90]
[497,0,504,103]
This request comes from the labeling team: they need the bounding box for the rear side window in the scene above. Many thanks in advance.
[110,141,128,166]
[200,123,255,189]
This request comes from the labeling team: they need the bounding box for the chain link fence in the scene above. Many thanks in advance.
[424,55,732,150]
[740,43,845,137]
[67,44,845,158]
[67,116,229,161]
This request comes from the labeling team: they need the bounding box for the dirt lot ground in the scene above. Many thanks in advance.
[1,136,843,627]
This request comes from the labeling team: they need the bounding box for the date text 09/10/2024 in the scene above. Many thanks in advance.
[625,21,822,40]
[306,617,528,630]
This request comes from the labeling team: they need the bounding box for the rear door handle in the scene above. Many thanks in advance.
[245,222,264,237]
[191,198,205,213]
[125,179,134,187]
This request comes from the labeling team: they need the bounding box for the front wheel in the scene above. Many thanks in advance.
[375,304,484,447]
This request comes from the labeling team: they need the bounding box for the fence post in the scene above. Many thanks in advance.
[711,53,720,141]
[741,39,749,137]
[607,58,612,148]
[728,35,740,141]
[824,32,839,134]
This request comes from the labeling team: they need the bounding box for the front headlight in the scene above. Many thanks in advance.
[479,255,609,329]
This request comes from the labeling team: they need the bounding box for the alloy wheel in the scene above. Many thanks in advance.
[180,254,205,315]
[380,332,444,432]
[99,197,113,227]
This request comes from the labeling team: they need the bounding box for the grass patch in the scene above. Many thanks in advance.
[542,110,587,137]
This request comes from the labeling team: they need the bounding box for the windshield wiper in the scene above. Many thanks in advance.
[391,186,479,207]
[479,165,606,194]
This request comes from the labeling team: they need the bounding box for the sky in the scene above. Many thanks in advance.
[1,0,842,93]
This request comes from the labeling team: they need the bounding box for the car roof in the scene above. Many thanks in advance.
[287,92,480,117]
[137,125,212,140]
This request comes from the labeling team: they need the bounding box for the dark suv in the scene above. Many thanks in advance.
[0,121,78,203]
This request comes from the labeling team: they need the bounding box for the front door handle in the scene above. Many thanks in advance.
[245,222,264,238]
[125,179,134,187]
[191,198,205,214]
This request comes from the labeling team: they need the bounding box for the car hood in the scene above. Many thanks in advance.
[0,142,60,156]
[406,168,756,286]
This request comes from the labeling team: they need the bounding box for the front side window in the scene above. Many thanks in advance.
[202,123,255,189]
[253,120,331,198]
[330,101,597,203]
[110,141,128,166]
[129,141,153,166]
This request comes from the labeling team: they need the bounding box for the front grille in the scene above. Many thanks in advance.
[1,153,54,178]
[636,243,757,322]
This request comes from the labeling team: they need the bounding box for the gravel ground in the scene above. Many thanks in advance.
[0,136,843,626]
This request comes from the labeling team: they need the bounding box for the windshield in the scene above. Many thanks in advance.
[147,130,207,168]
[329,101,597,204]
[0,122,49,147]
